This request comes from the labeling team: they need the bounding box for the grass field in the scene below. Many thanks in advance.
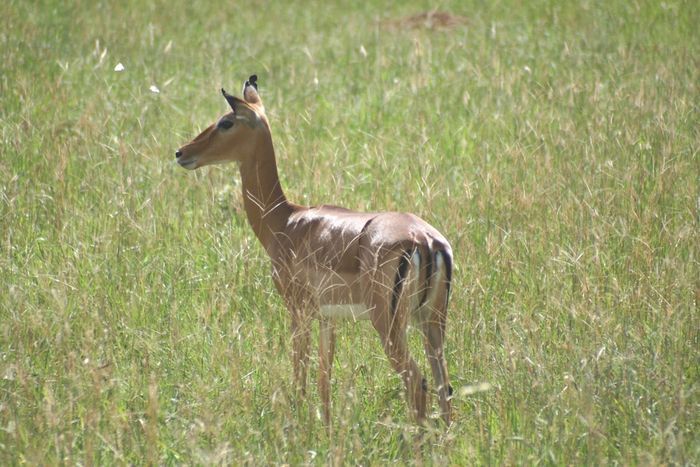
[1,0,698,464]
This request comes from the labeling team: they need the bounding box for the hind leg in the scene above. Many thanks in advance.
[369,250,428,424]
[421,280,452,425]
[377,320,427,423]
[422,311,452,425]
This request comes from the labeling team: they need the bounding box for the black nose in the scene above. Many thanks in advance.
[175,150,182,158]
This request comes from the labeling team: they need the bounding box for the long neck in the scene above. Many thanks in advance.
[238,130,294,253]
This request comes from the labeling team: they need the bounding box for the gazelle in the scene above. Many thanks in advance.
[175,75,453,425]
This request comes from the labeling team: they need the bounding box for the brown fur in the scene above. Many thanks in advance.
[176,78,453,426]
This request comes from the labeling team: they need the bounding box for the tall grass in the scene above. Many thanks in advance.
[1,0,698,464]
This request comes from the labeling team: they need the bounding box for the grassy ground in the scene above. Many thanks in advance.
[1,0,698,464]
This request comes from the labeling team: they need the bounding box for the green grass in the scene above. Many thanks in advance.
[1,0,698,464]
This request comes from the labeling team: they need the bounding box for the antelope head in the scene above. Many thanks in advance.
[176,75,268,170]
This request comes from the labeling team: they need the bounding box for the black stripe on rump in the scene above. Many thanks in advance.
[419,249,433,308]
[391,250,413,315]
[441,250,453,303]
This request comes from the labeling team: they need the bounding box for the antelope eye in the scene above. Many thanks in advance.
[218,119,234,130]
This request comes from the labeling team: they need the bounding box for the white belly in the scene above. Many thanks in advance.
[319,304,371,321]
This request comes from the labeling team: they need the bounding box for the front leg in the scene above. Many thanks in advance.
[318,318,336,425]
[274,271,313,400]
[291,311,311,397]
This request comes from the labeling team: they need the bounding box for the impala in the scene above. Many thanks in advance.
[175,75,453,425]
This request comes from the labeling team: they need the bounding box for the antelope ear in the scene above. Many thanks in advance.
[221,88,242,112]
[242,74,262,106]
[221,87,260,126]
